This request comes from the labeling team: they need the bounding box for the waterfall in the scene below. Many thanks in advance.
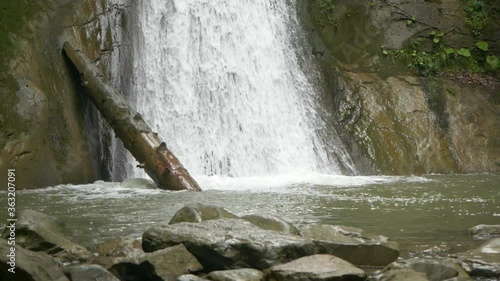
[126,0,356,178]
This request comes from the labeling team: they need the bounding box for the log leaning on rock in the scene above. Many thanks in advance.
[62,42,201,191]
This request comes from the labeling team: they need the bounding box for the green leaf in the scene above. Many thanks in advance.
[382,49,389,55]
[433,37,440,44]
[457,48,471,57]
[445,48,455,55]
[437,32,445,37]
[486,55,499,69]
[475,41,489,51]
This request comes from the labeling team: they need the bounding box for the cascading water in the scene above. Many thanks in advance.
[127,0,356,178]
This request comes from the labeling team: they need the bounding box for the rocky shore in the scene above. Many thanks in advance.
[1,205,499,281]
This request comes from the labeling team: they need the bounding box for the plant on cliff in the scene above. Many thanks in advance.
[381,35,498,76]
[464,0,490,37]
[316,0,337,27]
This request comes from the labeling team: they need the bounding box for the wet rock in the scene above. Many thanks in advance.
[383,258,471,281]
[63,264,119,281]
[460,259,500,280]
[207,269,263,281]
[476,238,500,255]
[469,225,500,239]
[143,219,317,270]
[0,239,70,281]
[178,275,211,281]
[169,203,238,224]
[110,244,203,281]
[300,224,399,266]
[1,209,90,264]
[458,238,500,279]
[91,237,143,268]
[368,269,429,281]
[265,254,366,281]
[241,214,300,235]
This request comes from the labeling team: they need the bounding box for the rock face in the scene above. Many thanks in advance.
[143,219,318,270]
[241,214,301,235]
[265,255,366,281]
[458,238,500,279]
[2,209,90,264]
[110,244,203,281]
[207,269,264,281]
[303,0,500,175]
[300,224,399,266]
[0,0,129,188]
[169,204,238,224]
[0,239,70,281]
[469,225,500,239]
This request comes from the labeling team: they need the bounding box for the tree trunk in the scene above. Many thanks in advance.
[63,42,201,191]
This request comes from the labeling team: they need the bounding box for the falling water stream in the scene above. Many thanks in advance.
[126,0,355,178]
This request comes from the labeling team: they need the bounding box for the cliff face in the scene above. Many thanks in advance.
[302,0,500,174]
[0,0,128,188]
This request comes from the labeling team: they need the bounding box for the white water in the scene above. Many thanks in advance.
[127,0,355,178]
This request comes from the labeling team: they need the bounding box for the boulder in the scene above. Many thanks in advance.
[207,269,263,281]
[91,237,143,268]
[169,204,238,224]
[383,258,471,281]
[1,209,90,264]
[469,225,500,239]
[458,238,500,279]
[63,264,119,281]
[143,219,318,270]
[368,269,429,281]
[110,244,203,281]
[0,239,69,281]
[241,214,300,235]
[460,259,500,280]
[300,224,399,266]
[265,254,366,281]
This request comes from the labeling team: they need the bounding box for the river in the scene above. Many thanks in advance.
[2,174,498,258]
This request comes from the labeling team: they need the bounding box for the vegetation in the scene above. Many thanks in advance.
[464,0,490,37]
[316,0,337,27]
[381,0,498,77]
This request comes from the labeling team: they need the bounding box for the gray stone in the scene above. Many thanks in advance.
[63,264,119,281]
[0,239,69,281]
[143,219,318,270]
[241,214,300,235]
[1,209,90,264]
[169,203,238,224]
[265,254,366,281]
[178,275,210,281]
[469,225,500,239]
[110,244,203,281]
[91,237,144,268]
[460,259,500,280]
[369,269,429,281]
[458,238,500,279]
[207,269,263,281]
[384,258,472,281]
[300,224,399,266]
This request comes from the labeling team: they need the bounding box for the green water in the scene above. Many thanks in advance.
[1,174,499,257]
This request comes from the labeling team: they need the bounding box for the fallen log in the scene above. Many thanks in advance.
[63,42,201,191]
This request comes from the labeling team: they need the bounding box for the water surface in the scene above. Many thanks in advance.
[1,174,498,258]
